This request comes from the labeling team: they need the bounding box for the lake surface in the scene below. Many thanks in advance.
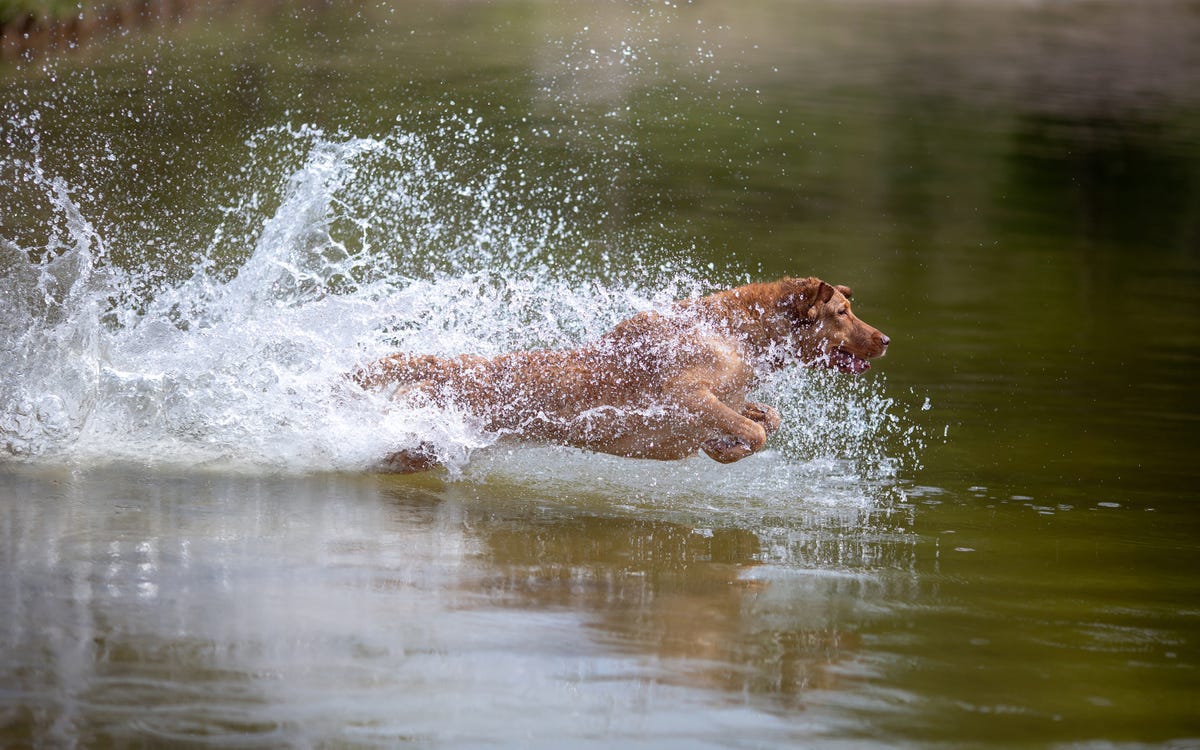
[2,0,1199,747]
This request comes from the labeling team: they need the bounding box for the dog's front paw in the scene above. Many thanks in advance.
[701,436,756,464]
[742,402,781,434]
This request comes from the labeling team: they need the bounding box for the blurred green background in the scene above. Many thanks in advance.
[2,1,1199,746]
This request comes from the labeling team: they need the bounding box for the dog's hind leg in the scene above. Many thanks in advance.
[351,353,456,391]
[381,441,441,473]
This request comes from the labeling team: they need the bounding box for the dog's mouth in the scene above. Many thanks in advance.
[828,347,872,374]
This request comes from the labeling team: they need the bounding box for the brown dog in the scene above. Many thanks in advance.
[353,277,889,472]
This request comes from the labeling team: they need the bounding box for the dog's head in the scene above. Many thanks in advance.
[777,277,890,373]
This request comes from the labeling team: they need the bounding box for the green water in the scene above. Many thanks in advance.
[2,1,1199,747]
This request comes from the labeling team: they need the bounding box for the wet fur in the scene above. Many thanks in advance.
[352,277,889,472]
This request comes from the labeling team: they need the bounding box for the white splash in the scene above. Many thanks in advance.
[0,120,922,493]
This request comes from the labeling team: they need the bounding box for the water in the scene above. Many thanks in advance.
[2,0,1199,747]
[1,120,910,480]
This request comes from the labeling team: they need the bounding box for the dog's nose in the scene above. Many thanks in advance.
[878,333,890,349]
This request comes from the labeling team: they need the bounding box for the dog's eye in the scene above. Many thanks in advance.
[838,308,849,316]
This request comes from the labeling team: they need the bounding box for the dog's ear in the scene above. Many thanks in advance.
[816,280,836,304]
[805,281,837,319]
[835,285,853,300]
[780,277,835,321]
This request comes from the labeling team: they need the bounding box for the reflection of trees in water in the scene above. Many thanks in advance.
[0,470,916,742]
[0,471,466,745]
[1004,114,1199,253]
[0,0,207,60]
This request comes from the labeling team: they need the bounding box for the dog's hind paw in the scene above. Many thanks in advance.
[381,442,441,474]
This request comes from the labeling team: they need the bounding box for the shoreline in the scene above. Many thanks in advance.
[0,0,213,61]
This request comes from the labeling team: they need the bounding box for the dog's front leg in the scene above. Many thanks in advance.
[740,402,781,436]
[682,390,769,464]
